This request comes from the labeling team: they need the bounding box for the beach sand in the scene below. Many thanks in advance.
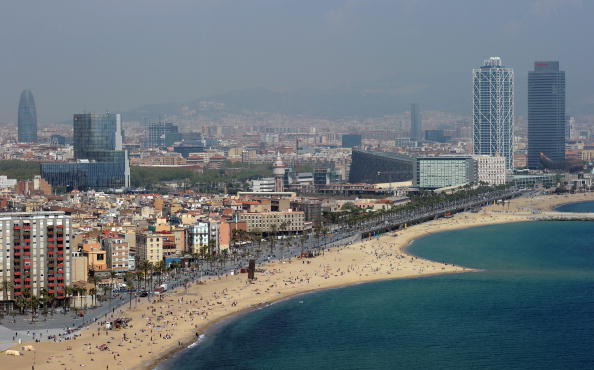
[3,192,593,370]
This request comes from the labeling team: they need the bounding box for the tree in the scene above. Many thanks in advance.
[1,280,13,313]
[89,287,97,307]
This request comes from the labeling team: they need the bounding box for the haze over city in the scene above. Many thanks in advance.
[1,0,594,123]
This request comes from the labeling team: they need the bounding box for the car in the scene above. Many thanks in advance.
[139,291,149,297]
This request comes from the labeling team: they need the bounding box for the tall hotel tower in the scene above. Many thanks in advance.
[17,89,38,143]
[472,57,514,169]
[528,61,565,169]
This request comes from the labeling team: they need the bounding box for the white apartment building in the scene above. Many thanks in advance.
[472,155,507,185]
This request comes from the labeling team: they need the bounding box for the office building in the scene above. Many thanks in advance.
[17,89,38,143]
[341,134,362,148]
[73,113,123,160]
[472,57,514,169]
[0,212,71,305]
[425,129,450,143]
[528,61,566,169]
[41,113,130,191]
[410,103,422,141]
[145,122,179,147]
[414,156,477,189]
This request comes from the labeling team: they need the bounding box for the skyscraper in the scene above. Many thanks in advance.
[472,57,514,169]
[410,103,422,141]
[17,89,38,143]
[73,113,123,160]
[528,61,566,169]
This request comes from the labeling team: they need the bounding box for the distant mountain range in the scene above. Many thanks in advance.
[123,85,467,122]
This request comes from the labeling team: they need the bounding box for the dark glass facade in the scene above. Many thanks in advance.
[528,61,565,169]
[17,90,38,143]
[349,150,413,184]
[41,157,129,191]
[41,112,129,191]
[410,103,422,141]
[341,134,362,148]
[74,113,123,160]
[145,122,179,147]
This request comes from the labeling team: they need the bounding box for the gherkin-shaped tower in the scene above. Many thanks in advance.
[18,89,38,142]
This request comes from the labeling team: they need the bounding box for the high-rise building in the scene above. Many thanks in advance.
[74,113,123,160]
[528,61,566,169]
[0,212,71,305]
[41,112,130,191]
[410,103,422,141]
[145,122,179,147]
[414,156,478,189]
[17,89,38,143]
[472,57,514,169]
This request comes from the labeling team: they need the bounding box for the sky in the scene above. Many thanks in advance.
[1,0,593,123]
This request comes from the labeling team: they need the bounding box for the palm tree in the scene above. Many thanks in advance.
[29,295,39,323]
[89,287,97,307]
[1,280,13,313]
[78,286,88,309]
[64,286,75,312]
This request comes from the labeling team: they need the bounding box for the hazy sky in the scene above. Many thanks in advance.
[1,0,593,122]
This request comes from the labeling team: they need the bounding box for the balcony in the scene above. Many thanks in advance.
[24,278,31,282]
[57,269,64,274]
[57,276,64,280]
[14,278,21,283]
[14,284,22,289]
[24,284,32,289]
[13,292,21,296]
[48,283,55,288]
[14,271,21,276]
[13,226,20,230]
[57,263,64,267]
[57,257,64,261]
[47,238,54,242]
[48,290,55,294]
[14,252,20,257]
[57,283,64,287]
[48,251,54,255]
[48,276,55,281]
[24,252,30,256]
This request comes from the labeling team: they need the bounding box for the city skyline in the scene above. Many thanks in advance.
[0,1,593,122]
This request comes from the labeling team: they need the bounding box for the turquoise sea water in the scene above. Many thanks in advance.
[556,199,594,213]
[164,221,594,370]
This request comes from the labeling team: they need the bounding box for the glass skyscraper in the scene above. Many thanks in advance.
[528,61,565,169]
[17,89,38,143]
[410,103,422,141]
[472,57,514,169]
[41,112,129,191]
[73,113,123,160]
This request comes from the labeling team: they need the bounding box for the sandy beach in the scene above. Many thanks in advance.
[4,192,594,370]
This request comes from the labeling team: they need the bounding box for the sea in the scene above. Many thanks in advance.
[162,220,594,370]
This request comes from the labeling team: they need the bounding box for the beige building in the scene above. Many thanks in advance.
[136,233,163,264]
[239,211,306,233]
[101,235,130,271]
[82,242,107,272]
[71,254,88,283]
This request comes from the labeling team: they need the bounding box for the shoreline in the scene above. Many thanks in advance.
[5,192,594,370]
[151,266,472,370]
